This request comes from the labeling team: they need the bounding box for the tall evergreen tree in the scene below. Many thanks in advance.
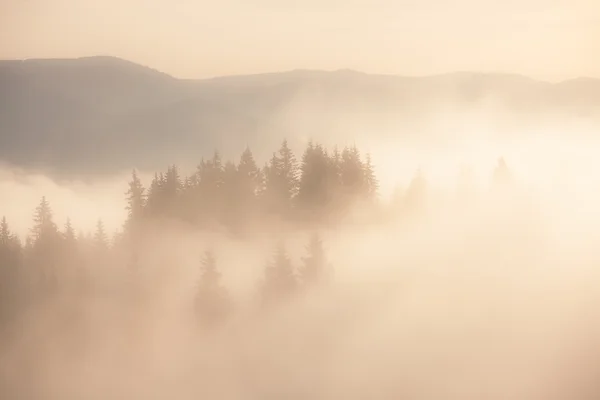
[93,220,109,252]
[299,233,330,287]
[404,168,427,212]
[298,142,330,214]
[341,145,365,199]
[0,217,21,325]
[195,151,225,224]
[145,172,165,217]
[261,242,297,305]
[30,196,58,243]
[264,140,299,215]
[237,146,263,203]
[125,169,146,230]
[363,153,379,201]
[163,165,182,204]
[195,249,230,326]
[29,197,60,295]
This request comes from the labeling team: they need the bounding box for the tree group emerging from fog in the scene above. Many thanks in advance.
[0,140,512,332]
[0,140,383,328]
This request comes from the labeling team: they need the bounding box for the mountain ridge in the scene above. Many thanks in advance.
[1,55,594,84]
[1,56,599,179]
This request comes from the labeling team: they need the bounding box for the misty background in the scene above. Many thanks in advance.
[2,0,600,399]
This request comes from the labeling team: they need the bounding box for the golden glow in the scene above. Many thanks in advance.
[1,0,599,80]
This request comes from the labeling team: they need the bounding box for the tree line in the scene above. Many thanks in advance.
[0,139,513,331]
[0,139,379,329]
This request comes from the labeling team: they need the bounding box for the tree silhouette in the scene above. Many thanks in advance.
[125,169,146,232]
[299,233,330,287]
[363,153,379,202]
[195,249,230,327]
[0,217,22,325]
[261,242,297,306]
[264,140,299,216]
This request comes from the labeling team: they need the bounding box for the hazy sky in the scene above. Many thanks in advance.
[1,0,599,80]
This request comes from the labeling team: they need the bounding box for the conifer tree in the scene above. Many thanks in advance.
[298,142,330,213]
[404,168,427,212]
[30,196,58,243]
[238,146,263,204]
[341,145,365,199]
[363,153,379,201]
[261,242,297,305]
[93,220,109,252]
[299,232,330,287]
[145,172,164,217]
[29,197,60,295]
[0,217,21,325]
[59,218,85,290]
[195,249,230,326]
[264,140,299,215]
[164,165,182,201]
[196,151,225,224]
[125,169,146,230]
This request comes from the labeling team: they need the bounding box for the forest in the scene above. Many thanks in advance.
[0,138,526,399]
[0,139,514,329]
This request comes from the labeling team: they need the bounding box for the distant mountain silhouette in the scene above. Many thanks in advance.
[1,56,599,178]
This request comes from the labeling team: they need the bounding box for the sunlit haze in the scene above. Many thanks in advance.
[2,0,600,80]
[2,1,600,399]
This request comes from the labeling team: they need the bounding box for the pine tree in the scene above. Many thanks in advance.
[0,217,21,325]
[238,146,262,202]
[125,169,146,230]
[0,216,21,266]
[63,218,76,243]
[195,151,225,225]
[93,220,109,252]
[60,218,84,290]
[341,145,365,199]
[298,142,330,214]
[195,249,230,326]
[221,161,240,228]
[145,172,164,217]
[29,197,60,295]
[278,139,300,201]
[363,153,379,201]
[299,233,330,287]
[164,165,182,201]
[0,217,12,247]
[264,140,299,215]
[261,242,297,305]
[404,168,427,212]
[30,196,58,243]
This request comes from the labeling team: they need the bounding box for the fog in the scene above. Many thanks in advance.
[2,112,600,400]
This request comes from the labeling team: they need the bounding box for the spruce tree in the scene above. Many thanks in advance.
[404,168,427,213]
[299,233,330,287]
[145,172,164,217]
[261,242,297,305]
[125,169,146,230]
[298,142,330,214]
[0,217,21,325]
[363,153,379,202]
[30,196,58,243]
[264,140,299,215]
[196,151,225,225]
[341,145,365,199]
[30,197,60,295]
[195,249,230,326]
[93,220,109,252]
